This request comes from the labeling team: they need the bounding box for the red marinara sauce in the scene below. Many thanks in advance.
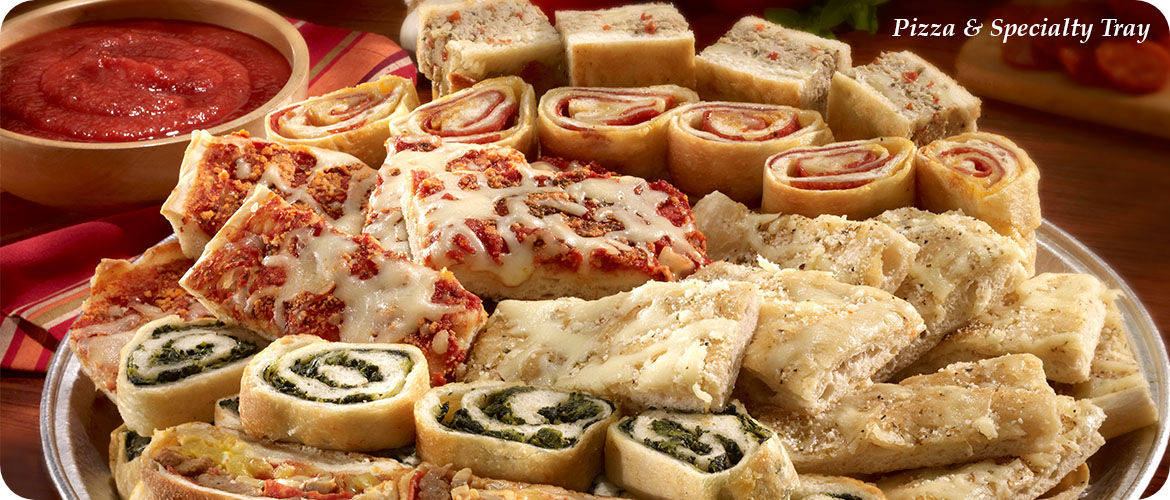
[0,19,291,142]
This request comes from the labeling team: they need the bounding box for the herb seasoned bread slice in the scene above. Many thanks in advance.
[555,3,695,88]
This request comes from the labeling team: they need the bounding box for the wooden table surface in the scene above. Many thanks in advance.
[2,0,1168,498]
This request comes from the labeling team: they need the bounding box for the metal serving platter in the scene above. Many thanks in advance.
[41,221,1170,500]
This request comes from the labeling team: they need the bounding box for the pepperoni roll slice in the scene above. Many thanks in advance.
[537,85,699,179]
[265,75,419,167]
[667,102,834,204]
[762,137,916,219]
[390,76,537,156]
[916,131,1041,270]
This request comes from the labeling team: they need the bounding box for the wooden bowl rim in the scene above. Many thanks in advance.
[0,0,310,151]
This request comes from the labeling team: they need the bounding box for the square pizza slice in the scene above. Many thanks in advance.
[163,130,378,259]
[67,241,213,400]
[179,185,487,383]
[399,139,708,299]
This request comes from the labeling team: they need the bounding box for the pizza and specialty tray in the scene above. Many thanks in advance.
[41,222,1170,500]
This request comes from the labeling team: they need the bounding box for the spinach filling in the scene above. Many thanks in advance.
[264,348,411,404]
[123,429,151,461]
[439,388,609,450]
[125,322,257,386]
[620,406,770,473]
[828,495,863,500]
[218,396,240,415]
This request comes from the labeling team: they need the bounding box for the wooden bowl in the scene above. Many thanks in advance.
[0,0,310,210]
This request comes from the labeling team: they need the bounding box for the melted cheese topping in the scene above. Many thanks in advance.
[364,143,489,254]
[405,160,703,286]
[271,76,414,139]
[467,280,759,410]
[191,187,474,348]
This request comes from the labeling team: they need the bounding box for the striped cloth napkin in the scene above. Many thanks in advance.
[0,19,417,373]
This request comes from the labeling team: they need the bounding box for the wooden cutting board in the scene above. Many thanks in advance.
[957,32,1170,139]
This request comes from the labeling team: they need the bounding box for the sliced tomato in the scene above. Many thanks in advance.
[1059,45,1107,86]
[1095,40,1170,94]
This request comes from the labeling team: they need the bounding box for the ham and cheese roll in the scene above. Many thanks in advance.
[239,335,429,452]
[265,75,419,167]
[390,76,536,156]
[915,132,1041,270]
[667,102,834,204]
[762,137,916,219]
[538,85,700,179]
[605,402,798,500]
[414,381,618,491]
[114,316,266,435]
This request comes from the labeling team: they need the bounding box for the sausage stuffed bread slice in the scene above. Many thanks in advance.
[265,75,419,167]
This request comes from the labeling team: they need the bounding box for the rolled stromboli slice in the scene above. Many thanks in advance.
[240,335,429,451]
[667,102,834,204]
[762,137,916,219]
[140,422,410,500]
[265,75,419,167]
[605,402,798,500]
[114,316,265,435]
[109,425,152,500]
[538,85,699,179]
[414,381,617,491]
[915,131,1041,270]
[389,76,537,156]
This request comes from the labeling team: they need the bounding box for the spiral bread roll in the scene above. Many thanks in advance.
[109,425,151,500]
[114,316,265,434]
[667,102,834,204]
[538,85,699,179]
[763,137,916,219]
[414,381,618,491]
[915,131,1041,271]
[389,76,537,156]
[793,475,888,500]
[605,402,798,500]
[239,335,429,452]
[265,75,419,167]
[214,395,242,431]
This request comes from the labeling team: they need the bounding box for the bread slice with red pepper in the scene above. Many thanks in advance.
[695,16,852,113]
[417,0,565,97]
[827,50,981,145]
[555,3,695,88]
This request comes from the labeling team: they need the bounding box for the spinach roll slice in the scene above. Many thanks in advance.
[605,402,798,500]
[763,137,916,219]
[109,425,151,500]
[265,75,419,167]
[415,381,618,491]
[667,102,833,205]
[214,395,242,431]
[114,316,266,435]
[239,335,430,452]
